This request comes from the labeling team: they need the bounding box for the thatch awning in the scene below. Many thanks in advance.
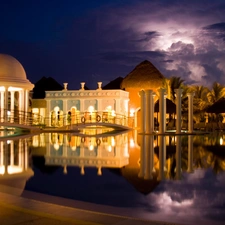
[121,60,164,90]
[206,97,225,113]
[154,98,176,114]
[102,77,123,90]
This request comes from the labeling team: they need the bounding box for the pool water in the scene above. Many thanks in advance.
[1,130,225,225]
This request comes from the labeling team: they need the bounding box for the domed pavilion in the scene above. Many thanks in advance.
[0,54,34,123]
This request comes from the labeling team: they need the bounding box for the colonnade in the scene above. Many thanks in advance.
[0,88,30,123]
[139,88,195,134]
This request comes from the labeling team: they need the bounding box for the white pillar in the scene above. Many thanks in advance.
[0,91,4,122]
[146,90,155,134]
[10,91,15,123]
[139,90,146,133]
[63,99,67,125]
[46,99,51,126]
[164,95,167,132]
[187,135,194,173]
[187,92,195,133]
[4,88,8,121]
[175,89,183,134]
[159,89,166,134]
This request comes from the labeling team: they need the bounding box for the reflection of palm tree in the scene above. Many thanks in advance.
[207,153,225,174]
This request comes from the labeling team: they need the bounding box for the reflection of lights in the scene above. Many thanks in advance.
[0,166,23,174]
[220,137,223,145]
[108,145,112,152]
[71,146,76,151]
[54,143,60,150]
[130,139,135,147]
[89,145,94,151]
[130,109,135,117]
[111,110,115,117]
[7,140,11,144]
[111,137,115,146]
[7,111,10,116]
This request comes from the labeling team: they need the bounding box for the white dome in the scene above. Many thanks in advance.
[0,54,34,89]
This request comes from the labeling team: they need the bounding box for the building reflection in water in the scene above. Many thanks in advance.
[29,130,225,192]
[0,136,33,194]
[43,131,129,175]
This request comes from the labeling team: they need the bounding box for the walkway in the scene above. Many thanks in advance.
[0,190,183,225]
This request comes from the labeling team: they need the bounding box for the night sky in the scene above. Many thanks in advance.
[1,0,225,89]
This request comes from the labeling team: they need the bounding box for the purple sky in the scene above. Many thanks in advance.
[0,0,225,89]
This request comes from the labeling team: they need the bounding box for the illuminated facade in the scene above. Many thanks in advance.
[33,82,129,127]
[0,54,34,123]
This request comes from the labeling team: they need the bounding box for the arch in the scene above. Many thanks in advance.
[51,106,63,127]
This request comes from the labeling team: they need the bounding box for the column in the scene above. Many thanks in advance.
[146,90,155,134]
[25,89,29,113]
[63,99,67,125]
[187,135,194,173]
[164,95,167,132]
[19,90,24,124]
[175,89,183,134]
[159,89,166,134]
[10,91,15,123]
[139,90,146,133]
[46,99,51,126]
[0,91,4,122]
[4,88,8,121]
[187,92,195,133]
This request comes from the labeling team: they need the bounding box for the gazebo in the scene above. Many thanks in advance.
[0,54,34,123]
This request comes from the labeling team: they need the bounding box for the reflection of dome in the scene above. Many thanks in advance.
[0,53,33,88]
[121,60,164,90]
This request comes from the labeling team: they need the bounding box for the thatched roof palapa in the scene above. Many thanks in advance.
[154,98,176,114]
[206,97,225,114]
[121,60,165,89]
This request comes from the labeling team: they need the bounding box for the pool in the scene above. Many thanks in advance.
[1,130,225,225]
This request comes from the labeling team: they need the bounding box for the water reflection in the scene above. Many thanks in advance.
[44,132,129,175]
[0,138,33,194]
[1,131,225,225]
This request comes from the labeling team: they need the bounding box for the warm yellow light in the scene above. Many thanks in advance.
[220,137,223,145]
[111,137,115,146]
[89,145,94,151]
[130,109,135,117]
[108,145,112,152]
[130,139,135,147]
[111,110,115,117]
[54,143,60,150]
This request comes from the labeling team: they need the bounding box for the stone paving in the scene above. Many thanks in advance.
[0,191,183,225]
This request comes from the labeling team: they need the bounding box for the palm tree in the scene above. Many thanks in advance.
[189,85,210,112]
[207,82,225,104]
[162,76,185,102]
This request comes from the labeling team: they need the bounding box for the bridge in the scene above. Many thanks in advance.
[0,109,134,131]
